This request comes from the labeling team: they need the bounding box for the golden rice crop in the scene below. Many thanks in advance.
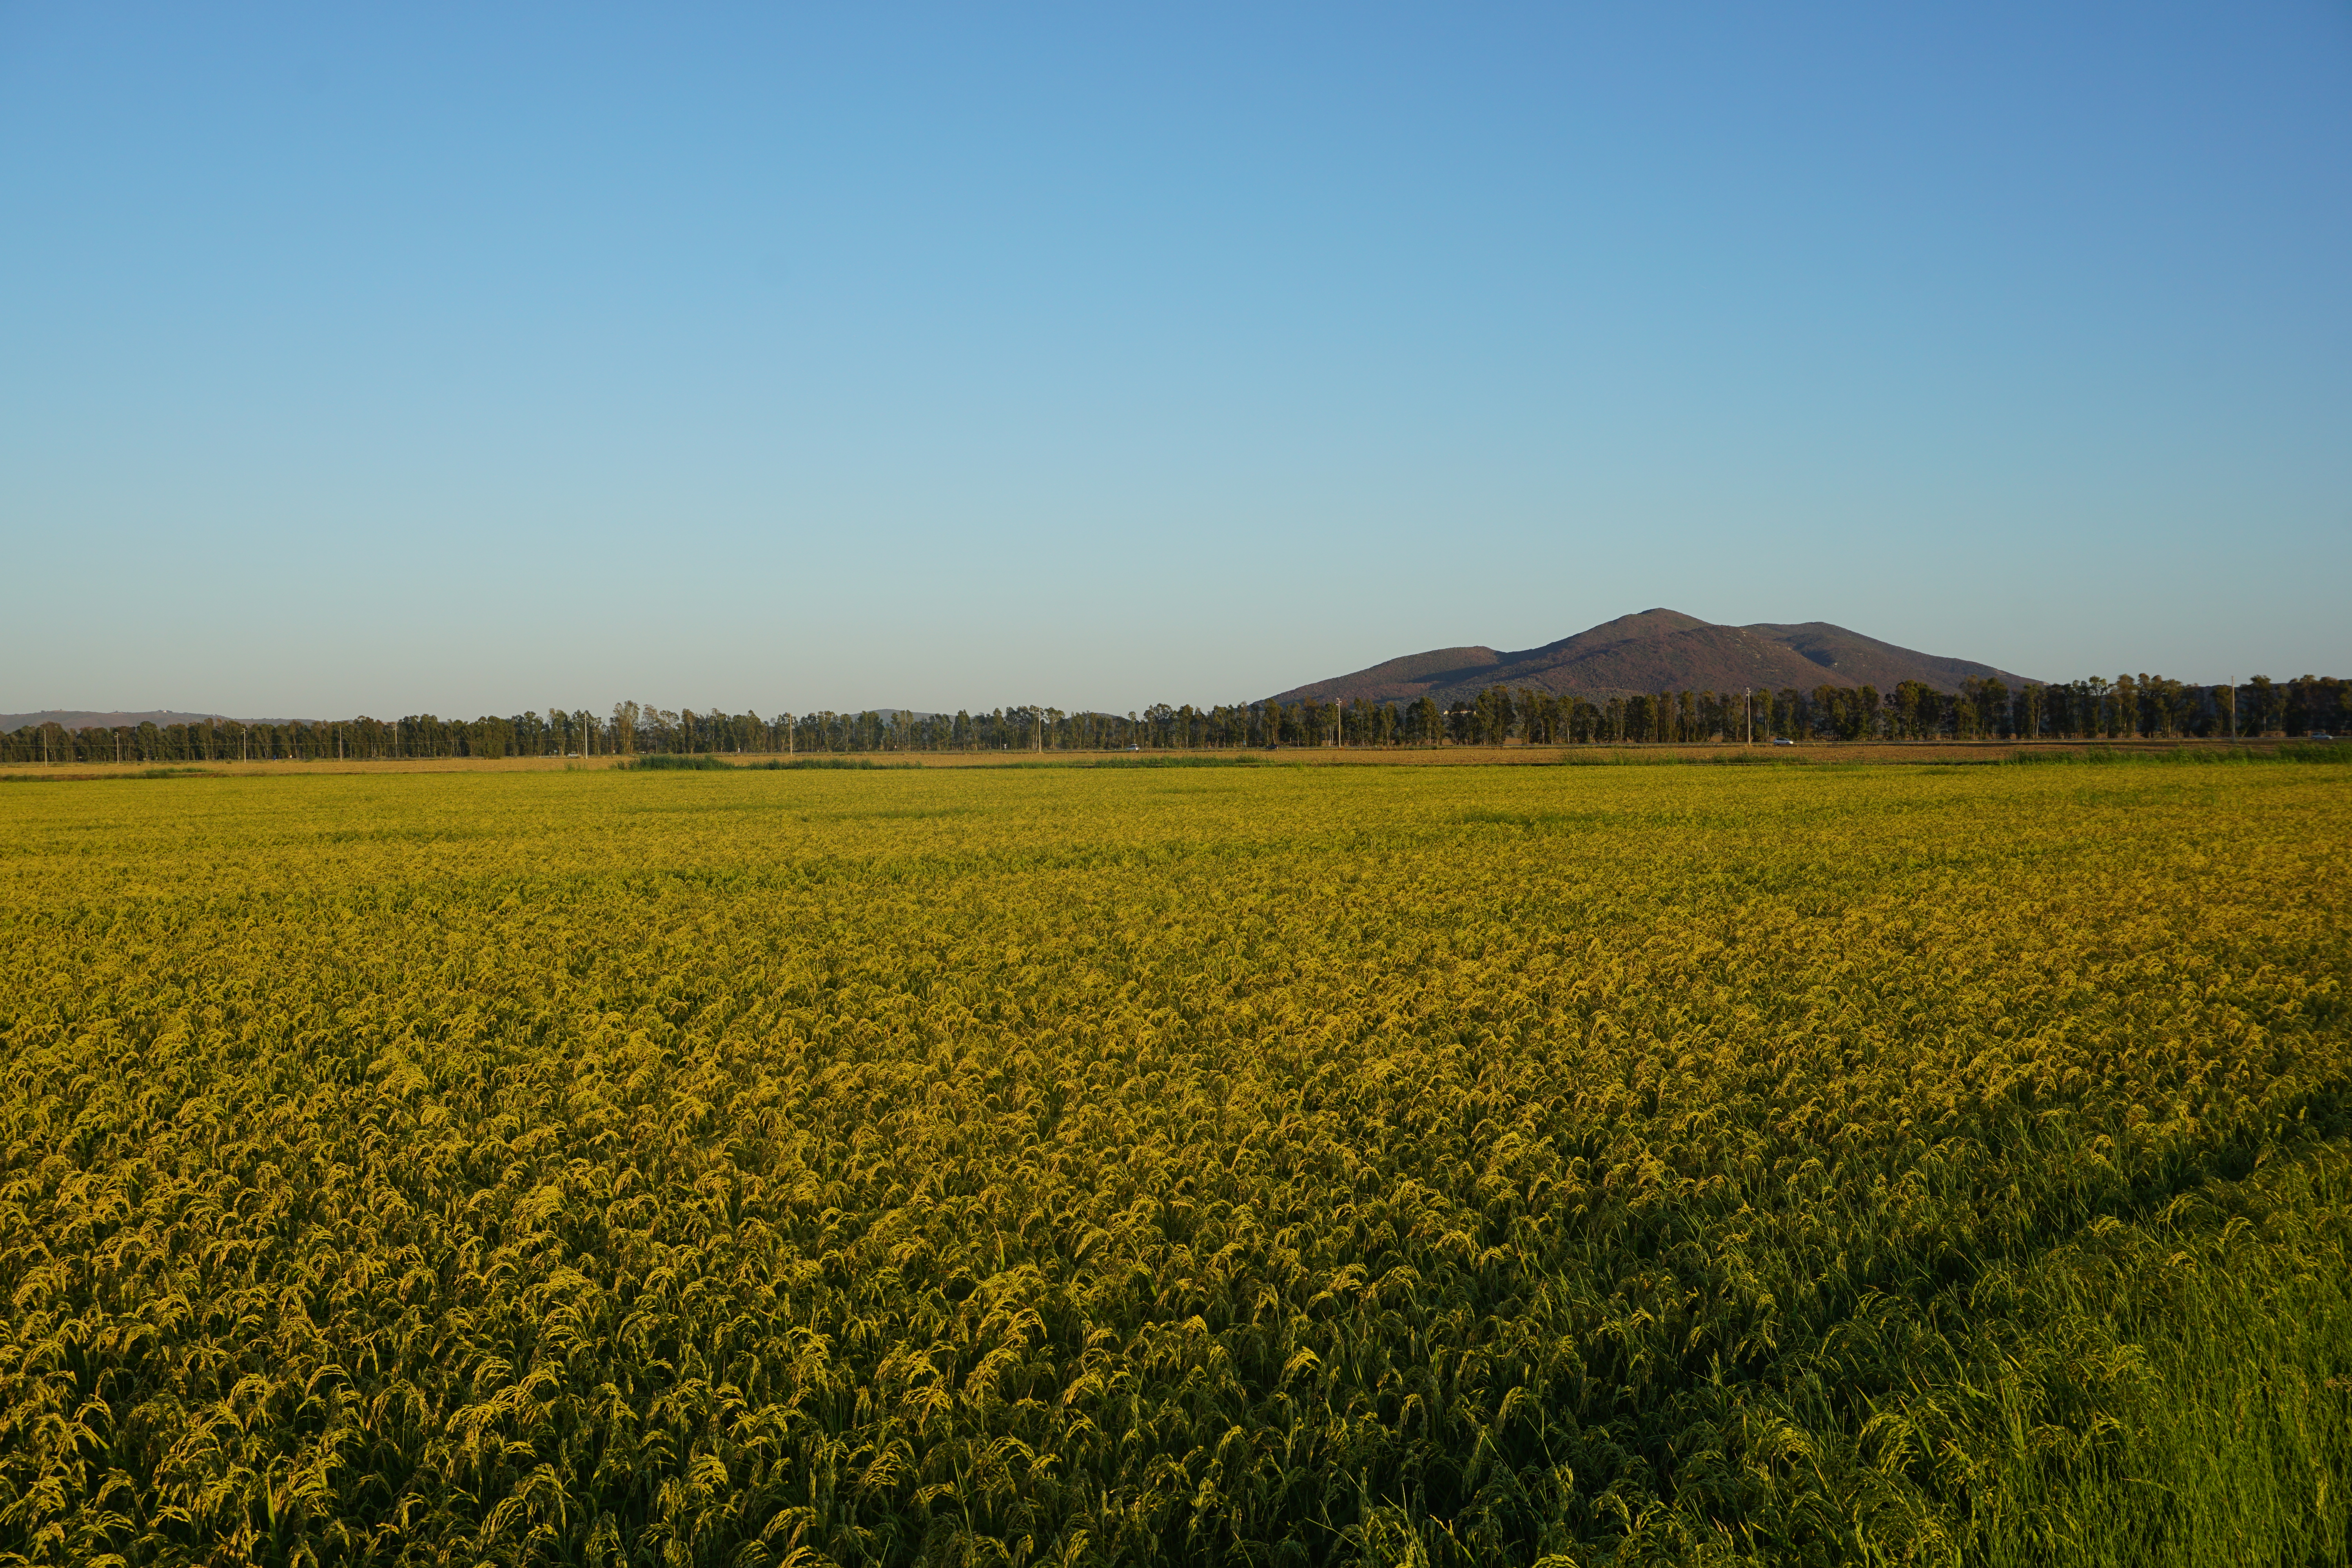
[0,763,2345,1566]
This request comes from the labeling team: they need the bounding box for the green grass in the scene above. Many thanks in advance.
[750,755,920,770]
[988,751,1269,768]
[625,751,742,769]
[0,764,218,782]
[1914,1145,2351,1568]
[2008,742,2350,766]
[630,753,920,770]
[1079,752,1264,768]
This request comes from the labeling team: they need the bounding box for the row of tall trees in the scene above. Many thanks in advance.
[1424,674,2345,745]
[4,674,2344,764]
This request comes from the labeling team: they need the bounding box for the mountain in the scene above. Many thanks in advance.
[1269,610,2034,705]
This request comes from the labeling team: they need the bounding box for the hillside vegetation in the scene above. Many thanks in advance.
[1,765,2345,1565]
[1267,609,2032,703]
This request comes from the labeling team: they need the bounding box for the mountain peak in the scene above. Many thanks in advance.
[1606,607,1712,635]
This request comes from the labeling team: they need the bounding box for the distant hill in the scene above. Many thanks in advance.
[0,710,308,733]
[1270,609,2034,704]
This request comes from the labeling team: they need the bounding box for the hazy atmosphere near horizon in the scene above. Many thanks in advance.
[4,2,2347,717]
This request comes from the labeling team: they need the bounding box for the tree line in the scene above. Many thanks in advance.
[3,674,2344,765]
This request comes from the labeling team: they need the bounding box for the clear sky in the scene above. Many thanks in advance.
[4,2,2347,718]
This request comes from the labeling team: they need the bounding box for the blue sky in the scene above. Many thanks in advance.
[4,2,2347,717]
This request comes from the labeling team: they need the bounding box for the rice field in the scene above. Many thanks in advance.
[1,762,2345,1566]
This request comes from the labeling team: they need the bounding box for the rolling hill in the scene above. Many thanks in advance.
[1270,609,2034,705]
